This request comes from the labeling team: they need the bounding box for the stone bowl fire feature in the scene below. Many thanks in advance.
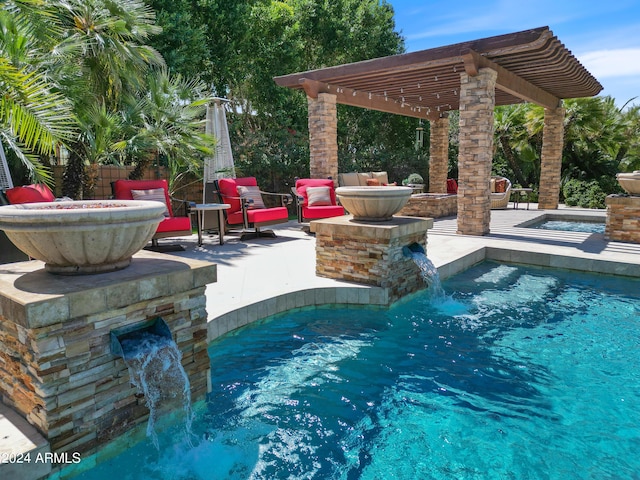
[616,171,640,195]
[0,200,166,274]
[335,186,413,221]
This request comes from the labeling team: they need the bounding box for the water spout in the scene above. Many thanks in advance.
[404,243,444,298]
[403,242,425,257]
[111,318,193,449]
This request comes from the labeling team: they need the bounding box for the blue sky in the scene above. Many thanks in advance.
[389,0,640,108]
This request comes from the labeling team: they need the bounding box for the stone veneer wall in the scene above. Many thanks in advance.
[429,116,450,194]
[605,195,640,243]
[457,68,496,236]
[313,216,433,304]
[538,107,565,210]
[398,194,457,218]
[308,93,338,181]
[0,253,215,459]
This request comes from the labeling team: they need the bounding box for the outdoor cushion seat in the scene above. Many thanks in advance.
[490,176,512,209]
[112,179,192,250]
[215,177,291,239]
[5,184,56,204]
[292,178,344,223]
[447,178,458,194]
[338,171,390,187]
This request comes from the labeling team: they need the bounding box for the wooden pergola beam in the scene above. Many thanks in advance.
[461,48,561,109]
[300,78,439,120]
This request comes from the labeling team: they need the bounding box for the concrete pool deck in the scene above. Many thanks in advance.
[2,202,640,480]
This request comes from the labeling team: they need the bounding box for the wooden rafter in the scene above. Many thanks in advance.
[274,26,601,117]
[461,48,561,109]
[300,78,439,120]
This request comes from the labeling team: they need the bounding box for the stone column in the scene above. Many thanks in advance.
[457,68,497,236]
[538,107,565,209]
[307,93,338,181]
[429,116,449,193]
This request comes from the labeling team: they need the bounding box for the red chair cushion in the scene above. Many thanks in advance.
[156,216,192,234]
[6,184,56,204]
[112,179,174,216]
[295,179,337,206]
[302,205,345,219]
[446,178,458,194]
[218,177,258,214]
[246,206,289,224]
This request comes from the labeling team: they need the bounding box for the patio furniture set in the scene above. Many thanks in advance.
[1,173,518,251]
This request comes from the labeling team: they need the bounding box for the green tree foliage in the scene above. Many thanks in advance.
[492,97,639,205]
[148,0,410,190]
[0,0,76,184]
[1,0,214,197]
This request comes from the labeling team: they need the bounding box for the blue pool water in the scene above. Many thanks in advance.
[70,262,640,479]
[531,219,605,234]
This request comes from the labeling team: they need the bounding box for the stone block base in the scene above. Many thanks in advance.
[312,216,433,304]
[0,251,216,462]
[605,195,640,243]
[398,193,457,218]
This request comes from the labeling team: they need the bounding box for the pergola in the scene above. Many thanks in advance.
[274,26,602,235]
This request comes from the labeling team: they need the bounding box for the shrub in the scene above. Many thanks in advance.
[562,179,608,209]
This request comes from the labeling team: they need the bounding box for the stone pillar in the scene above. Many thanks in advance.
[0,253,215,461]
[307,93,338,180]
[605,195,640,243]
[538,107,565,209]
[312,216,433,304]
[457,68,497,236]
[429,116,450,193]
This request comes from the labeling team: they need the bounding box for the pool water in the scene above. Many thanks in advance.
[530,219,605,234]
[70,262,640,480]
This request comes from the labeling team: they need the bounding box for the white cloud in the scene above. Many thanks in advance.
[579,49,640,78]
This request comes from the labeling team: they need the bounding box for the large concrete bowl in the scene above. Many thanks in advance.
[0,200,166,274]
[616,171,640,195]
[336,186,413,221]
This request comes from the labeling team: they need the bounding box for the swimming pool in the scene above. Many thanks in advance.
[68,262,640,479]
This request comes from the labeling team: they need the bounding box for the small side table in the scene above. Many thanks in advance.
[192,203,230,246]
[511,188,533,210]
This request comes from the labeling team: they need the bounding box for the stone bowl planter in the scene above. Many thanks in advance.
[0,200,166,274]
[616,171,640,195]
[335,186,413,222]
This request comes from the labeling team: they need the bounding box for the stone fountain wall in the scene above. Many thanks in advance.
[398,193,457,218]
[0,251,215,461]
[312,216,433,304]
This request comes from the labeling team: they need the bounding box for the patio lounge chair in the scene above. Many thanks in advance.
[112,179,192,251]
[292,178,345,223]
[490,176,512,209]
[215,177,291,240]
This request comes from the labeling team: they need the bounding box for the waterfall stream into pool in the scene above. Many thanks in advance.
[120,332,194,449]
[403,245,445,298]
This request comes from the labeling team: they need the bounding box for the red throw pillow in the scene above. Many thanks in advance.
[6,184,55,204]
[495,179,506,193]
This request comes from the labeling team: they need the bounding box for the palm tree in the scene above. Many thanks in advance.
[115,69,215,193]
[0,1,76,183]
[493,104,531,186]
